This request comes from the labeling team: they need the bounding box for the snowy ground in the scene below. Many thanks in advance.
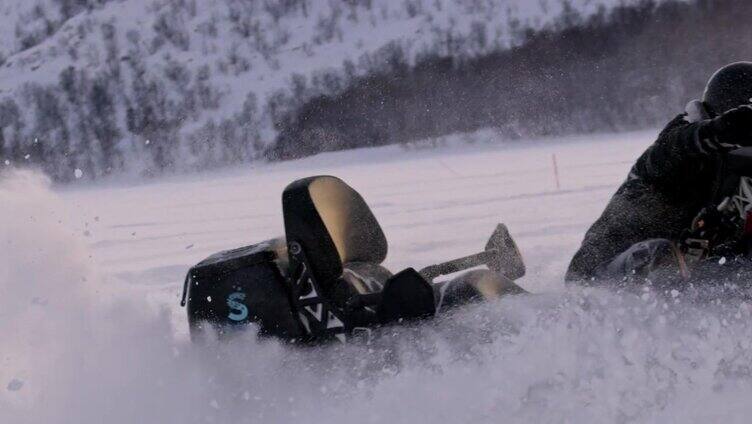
[64,129,651,299]
[5,130,752,423]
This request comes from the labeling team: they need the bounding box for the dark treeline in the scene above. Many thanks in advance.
[269,0,752,160]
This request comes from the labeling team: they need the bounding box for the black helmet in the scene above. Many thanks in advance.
[703,62,752,116]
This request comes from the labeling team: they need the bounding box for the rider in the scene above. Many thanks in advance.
[566,62,752,283]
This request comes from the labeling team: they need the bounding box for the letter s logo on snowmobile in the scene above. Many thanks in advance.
[227,292,249,322]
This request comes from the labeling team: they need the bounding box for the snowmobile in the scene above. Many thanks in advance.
[180,175,527,343]
[606,146,752,287]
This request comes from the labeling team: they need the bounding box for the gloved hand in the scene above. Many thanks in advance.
[700,105,752,146]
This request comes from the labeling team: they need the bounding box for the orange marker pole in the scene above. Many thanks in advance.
[552,153,561,191]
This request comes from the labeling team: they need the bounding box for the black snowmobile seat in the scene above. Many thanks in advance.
[282,176,388,285]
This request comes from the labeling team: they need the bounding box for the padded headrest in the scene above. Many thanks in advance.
[282,176,388,283]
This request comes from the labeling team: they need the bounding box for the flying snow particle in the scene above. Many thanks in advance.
[31,297,48,306]
[74,168,83,179]
[7,378,23,391]
[145,139,151,145]
[24,154,30,160]
[3,160,9,166]
[719,256,727,265]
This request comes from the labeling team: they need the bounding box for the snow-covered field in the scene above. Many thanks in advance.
[5,130,752,423]
[61,129,651,307]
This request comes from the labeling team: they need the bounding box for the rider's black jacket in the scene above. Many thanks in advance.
[566,101,725,281]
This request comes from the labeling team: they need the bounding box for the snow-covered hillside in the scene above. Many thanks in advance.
[0,0,657,181]
[0,0,643,100]
[5,130,752,422]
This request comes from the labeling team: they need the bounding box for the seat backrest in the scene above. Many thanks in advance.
[282,176,388,283]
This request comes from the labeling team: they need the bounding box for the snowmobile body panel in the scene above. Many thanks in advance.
[183,239,304,341]
[717,147,752,203]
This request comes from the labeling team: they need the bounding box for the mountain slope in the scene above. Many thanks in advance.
[0,0,665,181]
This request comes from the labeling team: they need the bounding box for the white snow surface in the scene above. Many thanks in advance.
[4,130,752,423]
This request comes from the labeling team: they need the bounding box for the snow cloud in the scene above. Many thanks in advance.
[3,169,752,423]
